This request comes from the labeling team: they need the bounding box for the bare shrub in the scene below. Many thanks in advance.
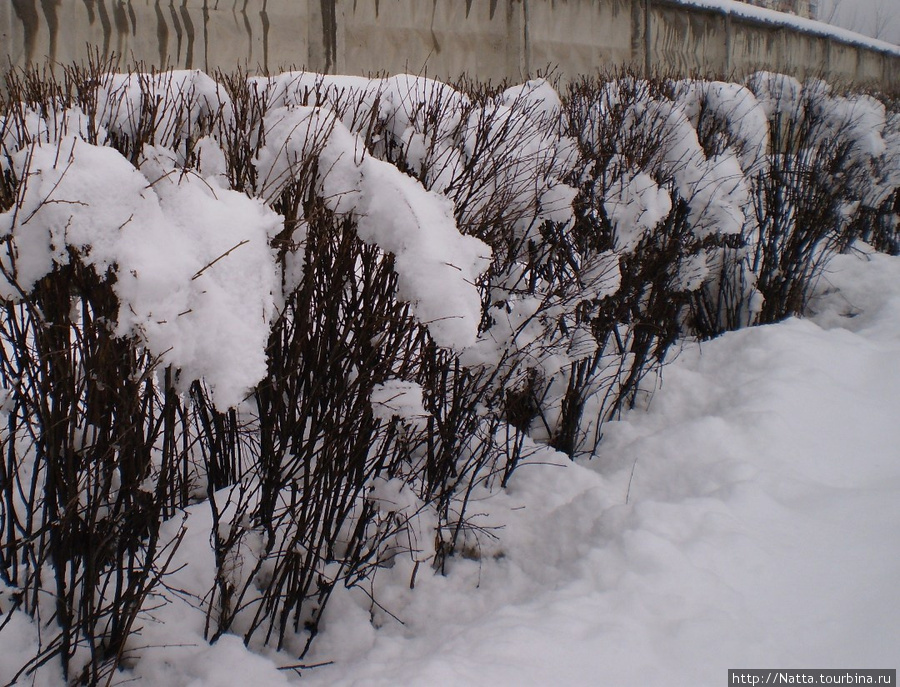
[0,160,187,684]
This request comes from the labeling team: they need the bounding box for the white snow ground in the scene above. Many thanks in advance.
[4,246,899,685]
[293,246,900,687]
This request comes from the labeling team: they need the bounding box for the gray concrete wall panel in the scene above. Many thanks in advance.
[341,1,515,82]
[728,23,781,76]
[527,0,636,79]
[651,5,730,77]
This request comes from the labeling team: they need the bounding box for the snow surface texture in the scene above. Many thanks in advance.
[284,249,900,685]
[300,256,900,685]
[7,234,894,687]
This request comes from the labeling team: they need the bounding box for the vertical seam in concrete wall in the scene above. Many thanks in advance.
[644,0,652,77]
[507,0,526,82]
[523,0,530,78]
[853,42,862,85]
[724,11,732,78]
[779,24,786,75]
[335,0,345,75]
[321,0,337,73]
[202,0,210,73]
[307,0,314,72]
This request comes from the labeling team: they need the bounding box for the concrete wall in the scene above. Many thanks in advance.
[647,0,900,89]
[1,0,898,91]
[0,1,310,75]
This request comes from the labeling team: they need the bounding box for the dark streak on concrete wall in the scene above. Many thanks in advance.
[39,0,59,64]
[155,0,168,67]
[12,0,39,63]
[96,0,110,58]
[169,2,183,67]
[81,0,95,25]
[179,2,194,69]
[320,0,336,73]
[261,0,270,72]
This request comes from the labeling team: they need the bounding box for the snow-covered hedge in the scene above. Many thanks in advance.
[0,64,897,684]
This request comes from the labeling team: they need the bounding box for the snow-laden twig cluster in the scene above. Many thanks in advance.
[0,62,898,683]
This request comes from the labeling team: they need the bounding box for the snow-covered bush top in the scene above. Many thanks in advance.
[0,136,281,408]
[1,67,898,412]
[253,102,491,350]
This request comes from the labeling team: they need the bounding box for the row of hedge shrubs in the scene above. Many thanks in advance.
[0,60,897,683]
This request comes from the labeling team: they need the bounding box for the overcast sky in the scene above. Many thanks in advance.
[817,0,900,45]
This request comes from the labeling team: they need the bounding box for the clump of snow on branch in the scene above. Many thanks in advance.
[99,70,230,156]
[254,102,491,350]
[744,71,804,119]
[670,79,770,174]
[604,166,673,253]
[0,136,280,408]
